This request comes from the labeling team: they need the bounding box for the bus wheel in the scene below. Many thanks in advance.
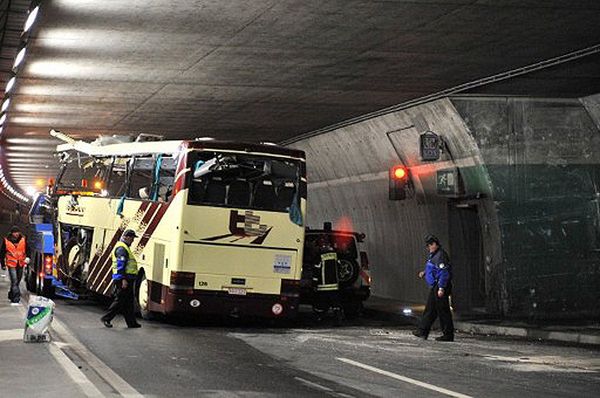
[136,274,156,321]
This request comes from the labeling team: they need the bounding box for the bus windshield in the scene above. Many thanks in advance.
[187,151,300,212]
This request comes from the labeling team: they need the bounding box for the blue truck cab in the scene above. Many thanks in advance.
[26,193,78,299]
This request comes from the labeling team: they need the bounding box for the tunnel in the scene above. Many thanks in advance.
[0,0,599,322]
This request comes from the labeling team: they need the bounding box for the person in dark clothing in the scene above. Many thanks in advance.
[101,229,141,328]
[311,235,343,324]
[413,234,454,342]
[0,226,32,304]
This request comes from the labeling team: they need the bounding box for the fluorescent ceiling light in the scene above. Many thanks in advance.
[1,98,10,112]
[7,146,55,152]
[23,6,40,33]
[13,47,27,69]
[0,114,6,125]
[5,77,16,93]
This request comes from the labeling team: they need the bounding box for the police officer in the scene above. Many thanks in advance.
[101,229,141,328]
[413,234,454,341]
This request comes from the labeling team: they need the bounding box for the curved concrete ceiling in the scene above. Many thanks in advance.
[1,0,600,194]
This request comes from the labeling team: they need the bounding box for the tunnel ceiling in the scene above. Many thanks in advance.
[0,0,600,192]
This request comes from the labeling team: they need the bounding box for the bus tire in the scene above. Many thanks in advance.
[136,273,157,321]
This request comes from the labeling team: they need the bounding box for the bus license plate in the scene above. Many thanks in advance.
[228,288,247,296]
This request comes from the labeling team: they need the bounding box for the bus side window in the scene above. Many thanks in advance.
[128,157,154,200]
[154,156,176,202]
[109,158,128,198]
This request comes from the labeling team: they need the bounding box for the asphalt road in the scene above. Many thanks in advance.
[47,296,600,398]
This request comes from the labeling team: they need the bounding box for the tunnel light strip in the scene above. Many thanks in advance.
[0,1,43,203]
[5,76,15,93]
[1,98,10,112]
[23,6,40,33]
[13,47,27,69]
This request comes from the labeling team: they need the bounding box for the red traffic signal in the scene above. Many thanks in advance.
[389,165,409,200]
[392,165,407,180]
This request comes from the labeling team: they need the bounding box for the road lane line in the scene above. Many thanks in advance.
[0,328,23,341]
[336,357,473,398]
[51,318,144,398]
[20,291,143,397]
[48,342,105,398]
[294,376,333,392]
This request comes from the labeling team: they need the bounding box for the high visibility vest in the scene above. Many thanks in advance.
[315,251,339,291]
[111,241,138,278]
[4,237,26,268]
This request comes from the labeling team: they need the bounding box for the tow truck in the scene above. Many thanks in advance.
[25,190,78,300]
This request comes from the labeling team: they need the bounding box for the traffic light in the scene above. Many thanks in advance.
[389,165,409,200]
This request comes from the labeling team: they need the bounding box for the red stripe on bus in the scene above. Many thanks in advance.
[86,201,150,284]
[90,201,159,292]
[135,202,171,252]
[95,201,164,294]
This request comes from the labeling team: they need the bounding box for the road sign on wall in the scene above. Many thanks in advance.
[420,131,441,161]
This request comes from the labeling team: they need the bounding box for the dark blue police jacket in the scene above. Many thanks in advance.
[424,248,452,289]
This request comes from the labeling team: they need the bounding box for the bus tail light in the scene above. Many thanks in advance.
[169,271,195,291]
[280,279,300,298]
[44,255,53,274]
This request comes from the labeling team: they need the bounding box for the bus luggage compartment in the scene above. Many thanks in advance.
[181,242,299,295]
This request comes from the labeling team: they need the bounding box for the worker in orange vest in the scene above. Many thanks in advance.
[0,226,31,305]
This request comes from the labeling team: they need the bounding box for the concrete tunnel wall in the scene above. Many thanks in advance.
[287,98,492,308]
[288,95,600,319]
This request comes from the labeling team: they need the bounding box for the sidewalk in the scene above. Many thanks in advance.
[0,272,86,398]
[363,295,600,346]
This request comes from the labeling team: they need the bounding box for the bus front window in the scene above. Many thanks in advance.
[188,152,300,212]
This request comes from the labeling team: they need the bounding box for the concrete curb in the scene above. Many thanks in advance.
[455,321,600,346]
[363,305,600,346]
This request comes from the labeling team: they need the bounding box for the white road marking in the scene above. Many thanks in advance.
[51,318,145,398]
[48,342,105,398]
[19,290,143,397]
[0,328,23,341]
[336,357,473,398]
[294,376,333,392]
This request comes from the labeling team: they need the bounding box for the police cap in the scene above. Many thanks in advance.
[122,229,139,239]
[424,234,440,245]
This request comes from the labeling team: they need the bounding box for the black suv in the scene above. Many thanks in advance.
[302,223,371,317]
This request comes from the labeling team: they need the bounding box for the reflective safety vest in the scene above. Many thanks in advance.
[4,237,26,268]
[314,251,339,291]
[111,241,138,278]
